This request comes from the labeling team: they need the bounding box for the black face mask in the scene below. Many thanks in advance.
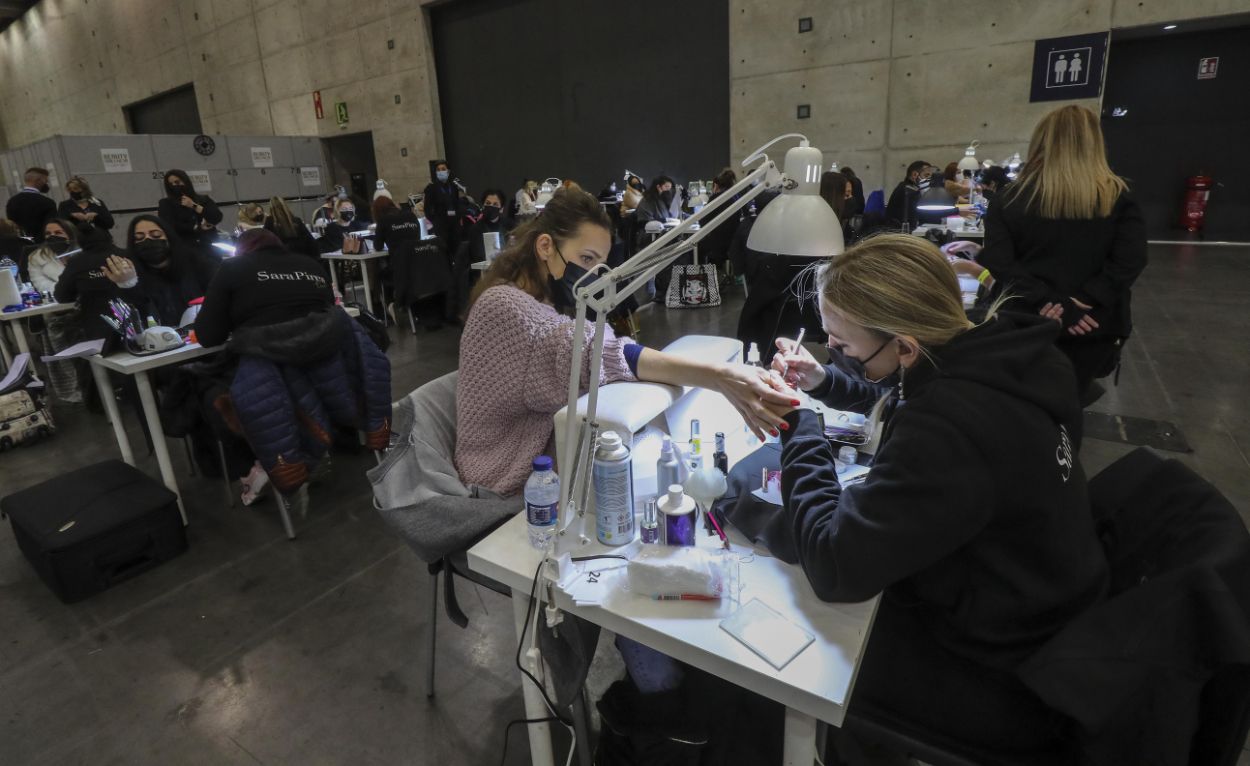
[133,238,171,267]
[548,245,589,310]
[45,236,70,254]
[483,204,501,222]
[340,211,355,223]
[828,338,900,390]
[166,183,186,198]
[660,189,674,207]
[70,191,85,201]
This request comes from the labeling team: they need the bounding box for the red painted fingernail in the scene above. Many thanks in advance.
[779,422,789,431]
[770,429,779,437]
[791,400,801,406]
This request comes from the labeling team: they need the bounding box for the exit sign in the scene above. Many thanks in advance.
[335,102,349,125]
[1197,57,1219,80]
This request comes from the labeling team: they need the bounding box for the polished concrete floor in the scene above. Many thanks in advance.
[1,244,1248,765]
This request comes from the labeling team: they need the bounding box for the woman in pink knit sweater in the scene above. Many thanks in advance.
[456,187,797,497]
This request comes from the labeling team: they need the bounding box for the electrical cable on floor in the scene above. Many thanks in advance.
[498,716,561,766]
[500,553,627,764]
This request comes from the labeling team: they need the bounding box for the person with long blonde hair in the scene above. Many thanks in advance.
[771,233,1106,754]
[980,104,1147,396]
[58,175,115,234]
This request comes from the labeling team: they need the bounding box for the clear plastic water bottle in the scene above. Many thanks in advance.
[0,256,17,281]
[525,456,560,549]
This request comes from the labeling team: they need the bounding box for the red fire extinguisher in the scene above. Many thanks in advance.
[1180,175,1212,232]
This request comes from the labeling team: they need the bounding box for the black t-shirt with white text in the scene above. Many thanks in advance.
[194,246,335,347]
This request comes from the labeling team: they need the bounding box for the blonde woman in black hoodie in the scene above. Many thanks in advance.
[772,234,1107,756]
[980,105,1147,396]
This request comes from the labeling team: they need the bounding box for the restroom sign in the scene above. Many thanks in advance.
[1030,32,1107,102]
[1197,57,1219,80]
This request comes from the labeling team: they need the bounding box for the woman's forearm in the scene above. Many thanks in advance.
[636,347,799,439]
[635,347,721,390]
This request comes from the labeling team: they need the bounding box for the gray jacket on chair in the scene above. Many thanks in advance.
[368,371,517,563]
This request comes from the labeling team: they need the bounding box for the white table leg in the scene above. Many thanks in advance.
[90,361,134,465]
[511,594,556,766]
[782,708,818,766]
[9,320,43,382]
[135,370,189,525]
[10,319,31,356]
[328,259,341,298]
[362,261,375,317]
[0,324,12,368]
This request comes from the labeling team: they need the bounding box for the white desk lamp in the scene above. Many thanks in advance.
[551,133,841,564]
[957,141,981,174]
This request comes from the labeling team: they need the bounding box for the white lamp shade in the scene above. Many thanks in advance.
[748,195,844,256]
[957,141,980,172]
[747,142,844,257]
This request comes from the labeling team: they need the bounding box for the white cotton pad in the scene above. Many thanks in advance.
[627,546,726,598]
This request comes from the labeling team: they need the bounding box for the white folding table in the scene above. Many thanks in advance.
[469,412,879,766]
[87,343,223,524]
[321,250,390,321]
[0,302,76,369]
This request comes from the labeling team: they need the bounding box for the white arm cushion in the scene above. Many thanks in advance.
[553,335,742,467]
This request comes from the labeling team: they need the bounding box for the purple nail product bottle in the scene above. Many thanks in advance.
[657,484,697,547]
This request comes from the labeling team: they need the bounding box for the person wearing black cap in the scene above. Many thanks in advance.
[157,169,223,249]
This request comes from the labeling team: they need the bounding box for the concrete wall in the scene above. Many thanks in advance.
[2,0,1247,201]
[729,0,1250,194]
[0,0,441,198]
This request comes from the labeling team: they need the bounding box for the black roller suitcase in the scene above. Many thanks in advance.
[1,460,188,603]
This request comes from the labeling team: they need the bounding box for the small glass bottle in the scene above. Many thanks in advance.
[640,497,660,544]
[713,432,728,475]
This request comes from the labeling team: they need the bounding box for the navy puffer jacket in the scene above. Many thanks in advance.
[227,308,391,493]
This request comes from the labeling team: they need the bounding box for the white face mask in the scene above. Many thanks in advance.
[436,170,450,182]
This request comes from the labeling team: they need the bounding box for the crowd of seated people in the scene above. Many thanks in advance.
[3,99,1211,766]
